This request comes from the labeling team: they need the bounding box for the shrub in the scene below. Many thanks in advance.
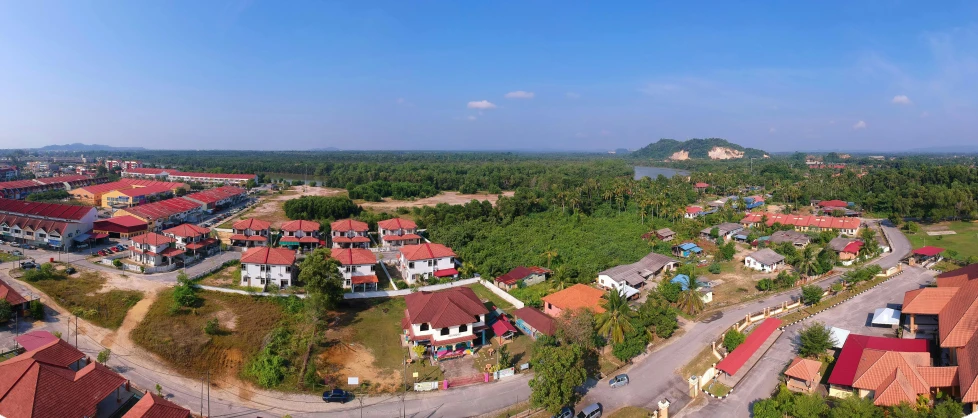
[723,329,745,352]
[659,281,682,303]
[29,300,44,319]
[756,278,773,291]
[0,300,11,323]
[612,333,649,362]
[801,285,823,305]
[708,263,721,274]
[112,259,123,268]
[204,318,220,335]
[97,348,111,364]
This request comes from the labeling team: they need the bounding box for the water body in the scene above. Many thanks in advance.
[634,166,690,180]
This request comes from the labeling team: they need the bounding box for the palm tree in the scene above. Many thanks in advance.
[551,266,568,290]
[797,245,819,277]
[459,261,476,279]
[596,289,635,344]
[676,276,706,316]
[541,248,558,269]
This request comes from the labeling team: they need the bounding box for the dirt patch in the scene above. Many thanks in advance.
[359,191,515,212]
[669,150,689,161]
[102,288,158,349]
[708,146,745,160]
[215,309,239,331]
[95,268,167,294]
[229,186,346,229]
[319,325,401,391]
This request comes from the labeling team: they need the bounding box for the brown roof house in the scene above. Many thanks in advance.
[769,230,811,248]
[542,284,606,318]
[784,357,822,393]
[401,287,490,360]
[597,253,679,298]
[744,248,785,273]
[512,306,555,340]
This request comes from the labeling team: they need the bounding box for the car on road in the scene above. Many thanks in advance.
[552,407,574,418]
[322,389,351,403]
[609,374,629,388]
[11,250,22,256]
[576,403,602,418]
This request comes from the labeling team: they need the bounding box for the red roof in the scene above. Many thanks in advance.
[842,241,864,254]
[0,198,95,222]
[162,223,210,238]
[124,167,168,175]
[241,247,296,266]
[230,234,267,242]
[513,307,555,336]
[378,218,417,230]
[434,268,458,277]
[99,215,147,228]
[159,247,184,257]
[694,182,709,188]
[169,171,254,181]
[280,220,320,232]
[182,186,246,205]
[937,264,978,287]
[685,206,703,214]
[399,243,456,261]
[331,219,368,232]
[740,213,860,230]
[232,218,271,231]
[818,199,848,208]
[93,216,149,234]
[114,184,174,197]
[130,232,175,246]
[491,315,519,336]
[185,238,218,250]
[404,287,489,328]
[333,236,371,243]
[0,279,27,306]
[542,284,607,313]
[121,197,201,221]
[123,392,192,418]
[351,275,379,285]
[0,341,125,418]
[383,233,423,242]
[716,318,782,376]
[495,266,533,286]
[328,248,377,266]
[827,334,929,386]
[14,331,61,352]
[118,179,187,190]
[33,175,92,185]
[913,246,945,257]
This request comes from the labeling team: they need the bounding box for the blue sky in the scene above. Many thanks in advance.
[1,1,977,152]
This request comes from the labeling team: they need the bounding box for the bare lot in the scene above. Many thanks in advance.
[358,191,514,211]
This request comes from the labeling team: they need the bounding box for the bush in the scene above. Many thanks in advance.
[708,263,721,274]
[612,332,649,362]
[204,318,220,335]
[659,281,682,303]
[0,300,11,323]
[798,322,834,358]
[801,285,823,305]
[723,329,745,352]
[112,259,123,268]
[247,349,287,387]
[29,300,43,319]
[756,278,773,291]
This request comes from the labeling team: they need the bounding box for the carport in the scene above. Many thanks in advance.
[871,307,901,328]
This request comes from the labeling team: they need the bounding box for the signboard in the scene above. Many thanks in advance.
[519,362,530,371]
[347,377,359,386]
[494,367,516,380]
[414,381,439,392]
[48,240,61,246]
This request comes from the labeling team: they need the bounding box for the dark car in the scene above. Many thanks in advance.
[552,407,574,418]
[322,389,351,403]
[65,267,77,275]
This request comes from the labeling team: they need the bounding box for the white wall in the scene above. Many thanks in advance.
[409,316,485,345]
[400,256,454,284]
[242,262,295,289]
[744,256,779,272]
[340,263,376,288]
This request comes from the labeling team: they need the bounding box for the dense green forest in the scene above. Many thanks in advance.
[631,138,768,159]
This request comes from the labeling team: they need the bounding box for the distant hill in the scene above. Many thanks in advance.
[36,143,148,152]
[632,138,768,160]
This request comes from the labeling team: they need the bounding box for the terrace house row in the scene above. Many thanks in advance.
[740,213,861,236]
[122,167,256,186]
[114,197,202,231]
[0,198,97,250]
[0,174,105,200]
[69,179,187,207]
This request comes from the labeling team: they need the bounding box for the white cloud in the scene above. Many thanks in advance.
[467,115,477,121]
[504,91,535,99]
[769,127,776,133]
[467,100,496,109]
[853,120,867,130]
[565,92,581,99]
[891,95,913,105]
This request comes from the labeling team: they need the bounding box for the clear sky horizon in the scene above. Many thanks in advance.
[1,1,976,152]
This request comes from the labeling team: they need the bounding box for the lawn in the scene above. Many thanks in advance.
[0,253,22,263]
[704,382,731,397]
[467,283,515,312]
[19,270,142,330]
[473,334,535,374]
[606,406,655,418]
[199,262,242,287]
[680,344,719,380]
[907,221,978,260]
[130,289,310,388]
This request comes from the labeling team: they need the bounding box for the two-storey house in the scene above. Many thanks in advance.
[401,287,490,360]
[240,247,296,290]
[279,220,321,251]
[330,219,370,249]
[328,248,379,291]
[129,232,183,266]
[162,223,217,258]
[230,218,271,247]
[378,218,422,247]
[398,243,457,284]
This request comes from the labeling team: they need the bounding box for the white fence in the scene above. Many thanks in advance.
[344,278,480,299]
[196,284,305,298]
[477,279,525,309]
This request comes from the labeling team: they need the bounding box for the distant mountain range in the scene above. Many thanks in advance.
[631,138,769,160]
[36,143,148,151]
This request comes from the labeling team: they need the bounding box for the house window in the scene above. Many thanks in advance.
[474,315,481,323]
[440,327,450,336]
[409,262,415,269]
[285,266,292,273]
[420,323,429,331]
[458,324,467,333]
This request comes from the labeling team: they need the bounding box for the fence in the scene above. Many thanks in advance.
[344,278,480,299]
[477,279,525,309]
[143,264,179,274]
[195,285,306,298]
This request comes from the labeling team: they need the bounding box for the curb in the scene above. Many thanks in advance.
[778,270,905,330]
[704,386,733,399]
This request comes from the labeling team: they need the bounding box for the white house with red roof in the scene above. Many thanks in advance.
[129,232,182,266]
[401,287,489,359]
[330,219,370,249]
[162,223,217,257]
[230,218,271,247]
[398,243,457,284]
[240,247,297,290]
[684,206,703,219]
[279,220,321,251]
[328,248,379,291]
[378,218,422,247]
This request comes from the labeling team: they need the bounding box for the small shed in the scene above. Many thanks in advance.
[829,327,850,349]
[871,308,901,327]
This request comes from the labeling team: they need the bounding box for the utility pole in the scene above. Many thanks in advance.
[74,315,78,348]
[200,372,204,417]
[207,369,210,418]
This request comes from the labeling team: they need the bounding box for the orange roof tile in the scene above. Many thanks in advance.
[123,392,192,418]
[902,287,959,315]
[280,220,320,232]
[873,368,919,406]
[130,232,175,246]
[378,218,416,230]
[331,219,368,232]
[541,284,606,314]
[784,357,822,382]
[918,366,959,388]
[939,280,978,347]
[240,247,296,266]
[958,334,978,402]
[232,218,271,231]
[937,264,978,288]
[852,349,931,394]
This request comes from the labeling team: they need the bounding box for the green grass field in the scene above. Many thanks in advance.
[467,283,515,312]
[907,221,978,260]
[21,271,142,330]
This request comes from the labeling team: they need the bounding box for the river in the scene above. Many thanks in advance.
[633,166,689,180]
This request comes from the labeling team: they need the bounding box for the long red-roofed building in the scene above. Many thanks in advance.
[240,247,297,290]
[401,287,490,359]
[397,243,457,284]
[0,198,97,249]
[182,186,246,211]
[716,318,782,377]
[114,197,202,231]
[0,175,104,200]
[122,167,255,186]
[740,212,861,235]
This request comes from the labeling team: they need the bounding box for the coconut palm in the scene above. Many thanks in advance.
[676,276,706,316]
[541,248,558,269]
[596,289,635,344]
[797,245,819,277]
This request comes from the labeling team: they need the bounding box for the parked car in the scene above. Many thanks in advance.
[11,250,22,256]
[576,403,603,418]
[322,389,351,403]
[552,407,574,418]
[609,374,629,388]
[65,267,77,274]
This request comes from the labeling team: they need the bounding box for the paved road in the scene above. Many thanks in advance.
[577,220,911,416]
